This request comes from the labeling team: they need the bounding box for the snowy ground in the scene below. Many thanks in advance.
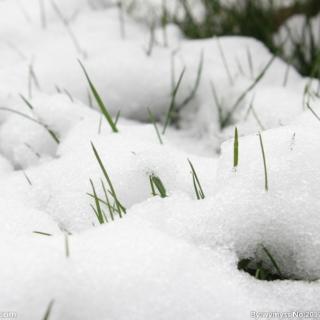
[1,0,320,319]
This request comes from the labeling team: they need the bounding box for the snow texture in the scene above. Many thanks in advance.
[0,0,319,319]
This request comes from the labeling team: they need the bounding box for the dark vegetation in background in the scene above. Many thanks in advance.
[173,0,320,77]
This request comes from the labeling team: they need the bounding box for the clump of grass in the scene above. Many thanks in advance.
[149,174,167,198]
[174,0,320,77]
[238,245,284,281]
[89,143,126,224]
[258,132,269,192]
[221,55,275,127]
[188,159,205,200]
[79,60,119,133]
[283,15,320,77]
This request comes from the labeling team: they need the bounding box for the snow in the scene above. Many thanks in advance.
[0,0,320,319]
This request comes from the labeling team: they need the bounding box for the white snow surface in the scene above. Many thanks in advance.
[0,1,320,319]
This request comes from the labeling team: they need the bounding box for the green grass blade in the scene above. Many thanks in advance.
[0,106,60,144]
[45,127,60,144]
[42,300,54,320]
[101,179,113,221]
[222,55,275,127]
[33,231,52,236]
[233,127,239,168]
[150,176,156,196]
[188,159,205,199]
[23,170,32,186]
[20,94,34,110]
[79,60,118,133]
[162,67,186,134]
[306,103,320,122]
[262,245,282,277]
[258,132,268,191]
[176,50,204,111]
[192,174,200,200]
[147,107,163,145]
[89,179,105,224]
[114,110,121,126]
[210,80,223,126]
[150,174,167,198]
[65,234,70,258]
[217,38,233,85]
[91,143,126,217]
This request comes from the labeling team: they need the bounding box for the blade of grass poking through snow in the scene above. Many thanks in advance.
[188,159,205,200]
[149,176,156,196]
[114,110,121,126]
[262,245,282,278]
[146,19,156,56]
[162,67,186,135]
[51,0,86,58]
[21,96,60,143]
[89,179,105,224]
[258,132,268,191]
[0,106,60,144]
[79,60,118,133]
[23,170,32,186]
[283,62,290,87]
[217,38,233,85]
[306,103,320,122]
[91,143,126,217]
[221,55,275,128]
[65,234,70,258]
[210,80,223,126]
[20,94,33,110]
[28,61,40,99]
[150,174,167,198]
[176,50,204,111]
[42,300,54,320]
[33,231,52,236]
[147,107,163,145]
[233,127,239,168]
[117,0,126,39]
[101,179,114,221]
[246,46,254,78]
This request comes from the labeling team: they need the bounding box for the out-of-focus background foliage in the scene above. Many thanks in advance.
[163,0,320,77]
